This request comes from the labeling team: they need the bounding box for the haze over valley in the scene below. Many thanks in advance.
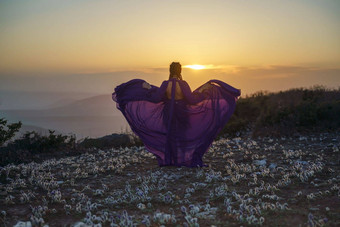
[0,93,128,139]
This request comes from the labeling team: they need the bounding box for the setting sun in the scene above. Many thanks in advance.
[184,65,206,70]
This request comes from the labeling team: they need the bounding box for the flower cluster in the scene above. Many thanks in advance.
[1,133,339,226]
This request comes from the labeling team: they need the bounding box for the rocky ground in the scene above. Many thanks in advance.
[0,132,339,227]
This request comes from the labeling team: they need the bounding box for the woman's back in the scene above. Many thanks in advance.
[166,80,184,100]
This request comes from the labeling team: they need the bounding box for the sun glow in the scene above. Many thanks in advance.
[184,65,206,70]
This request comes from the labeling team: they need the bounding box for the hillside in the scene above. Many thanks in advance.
[0,87,340,226]
[220,86,340,137]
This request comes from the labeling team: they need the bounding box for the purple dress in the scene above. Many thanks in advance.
[112,78,240,167]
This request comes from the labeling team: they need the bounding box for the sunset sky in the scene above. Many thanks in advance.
[1,0,339,96]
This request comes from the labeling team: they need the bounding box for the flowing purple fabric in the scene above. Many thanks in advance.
[112,79,240,167]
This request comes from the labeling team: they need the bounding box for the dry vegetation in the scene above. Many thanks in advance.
[220,86,340,137]
[1,132,339,226]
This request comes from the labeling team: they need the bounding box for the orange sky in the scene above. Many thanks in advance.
[0,0,339,94]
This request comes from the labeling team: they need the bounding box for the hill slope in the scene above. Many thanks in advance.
[220,86,340,137]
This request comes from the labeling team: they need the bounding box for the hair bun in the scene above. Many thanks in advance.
[169,62,182,80]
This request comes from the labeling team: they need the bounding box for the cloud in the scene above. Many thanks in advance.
[209,64,339,80]
[210,65,340,95]
[0,65,339,97]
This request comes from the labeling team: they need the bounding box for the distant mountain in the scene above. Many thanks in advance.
[1,94,120,118]
[0,95,128,139]
[48,94,121,116]
[47,98,78,108]
[0,91,97,110]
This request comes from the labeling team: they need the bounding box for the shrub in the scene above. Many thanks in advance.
[0,118,22,147]
[0,130,76,166]
[219,86,340,137]
[79,132,143,149]
[3,130,76,154]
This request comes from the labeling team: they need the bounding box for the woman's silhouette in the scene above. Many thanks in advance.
[112,62,240,167]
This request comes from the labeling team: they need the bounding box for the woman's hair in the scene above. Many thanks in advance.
[169,62,183,80]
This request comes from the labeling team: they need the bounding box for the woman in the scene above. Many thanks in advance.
[112,62,240,167]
